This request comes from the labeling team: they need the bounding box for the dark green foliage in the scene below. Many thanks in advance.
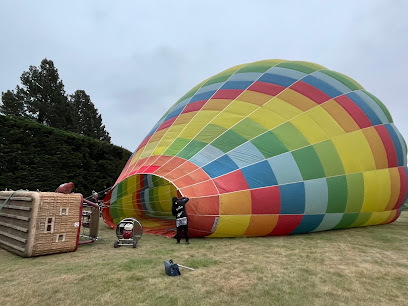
[19,58,70,128]
[0,89,26,117]
[0,58,111,143]
[0,115,131,196]
[70,90,111,142]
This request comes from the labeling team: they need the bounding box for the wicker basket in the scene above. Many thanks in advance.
[0,191,83,257]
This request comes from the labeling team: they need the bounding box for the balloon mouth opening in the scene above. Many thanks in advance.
[102,173,181,232]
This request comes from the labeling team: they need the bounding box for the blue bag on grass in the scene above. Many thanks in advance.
[164,259,181,276]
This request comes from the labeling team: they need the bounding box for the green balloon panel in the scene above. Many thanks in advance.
[103,60,407,237]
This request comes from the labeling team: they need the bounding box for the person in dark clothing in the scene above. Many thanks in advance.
[172,196,190,244]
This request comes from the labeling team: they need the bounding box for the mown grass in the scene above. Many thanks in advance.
[1,212,408,306]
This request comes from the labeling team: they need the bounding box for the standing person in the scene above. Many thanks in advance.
[90,191,101,216]
[91,191,98,203]
[172,196,190,244]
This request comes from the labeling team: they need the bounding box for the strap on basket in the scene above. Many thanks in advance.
[0,191,17,211]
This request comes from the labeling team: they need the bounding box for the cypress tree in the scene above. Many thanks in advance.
[1,58,111,141]
[19,58,70,129]
[0,89,26,117]
[70,90,111,142]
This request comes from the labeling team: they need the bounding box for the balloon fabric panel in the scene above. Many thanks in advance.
[103,59,408,238]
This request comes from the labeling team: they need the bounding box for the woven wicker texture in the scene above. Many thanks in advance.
[0,191,82,257]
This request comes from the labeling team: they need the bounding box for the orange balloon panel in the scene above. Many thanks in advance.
[104,60,408,237]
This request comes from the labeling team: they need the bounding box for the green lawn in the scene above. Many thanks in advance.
[1,212,408,306]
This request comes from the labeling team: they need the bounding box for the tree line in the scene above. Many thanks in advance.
[0,58,111,142]
[0,115,131,196]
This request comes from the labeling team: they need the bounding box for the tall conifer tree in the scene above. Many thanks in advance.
[1,58,111,142]
[0,89,26,117]
[19,58,70,129]
[70,90,111,142]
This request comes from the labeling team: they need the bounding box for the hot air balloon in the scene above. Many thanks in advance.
[103,60,408,237]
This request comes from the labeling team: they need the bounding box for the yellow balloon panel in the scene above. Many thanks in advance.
[209,215,251,237]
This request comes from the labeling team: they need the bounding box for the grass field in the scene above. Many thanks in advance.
[1,212,408,306]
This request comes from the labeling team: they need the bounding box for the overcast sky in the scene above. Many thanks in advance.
[0,0,407,152]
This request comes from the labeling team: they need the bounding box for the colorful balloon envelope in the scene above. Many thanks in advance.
[103,60,408,237]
